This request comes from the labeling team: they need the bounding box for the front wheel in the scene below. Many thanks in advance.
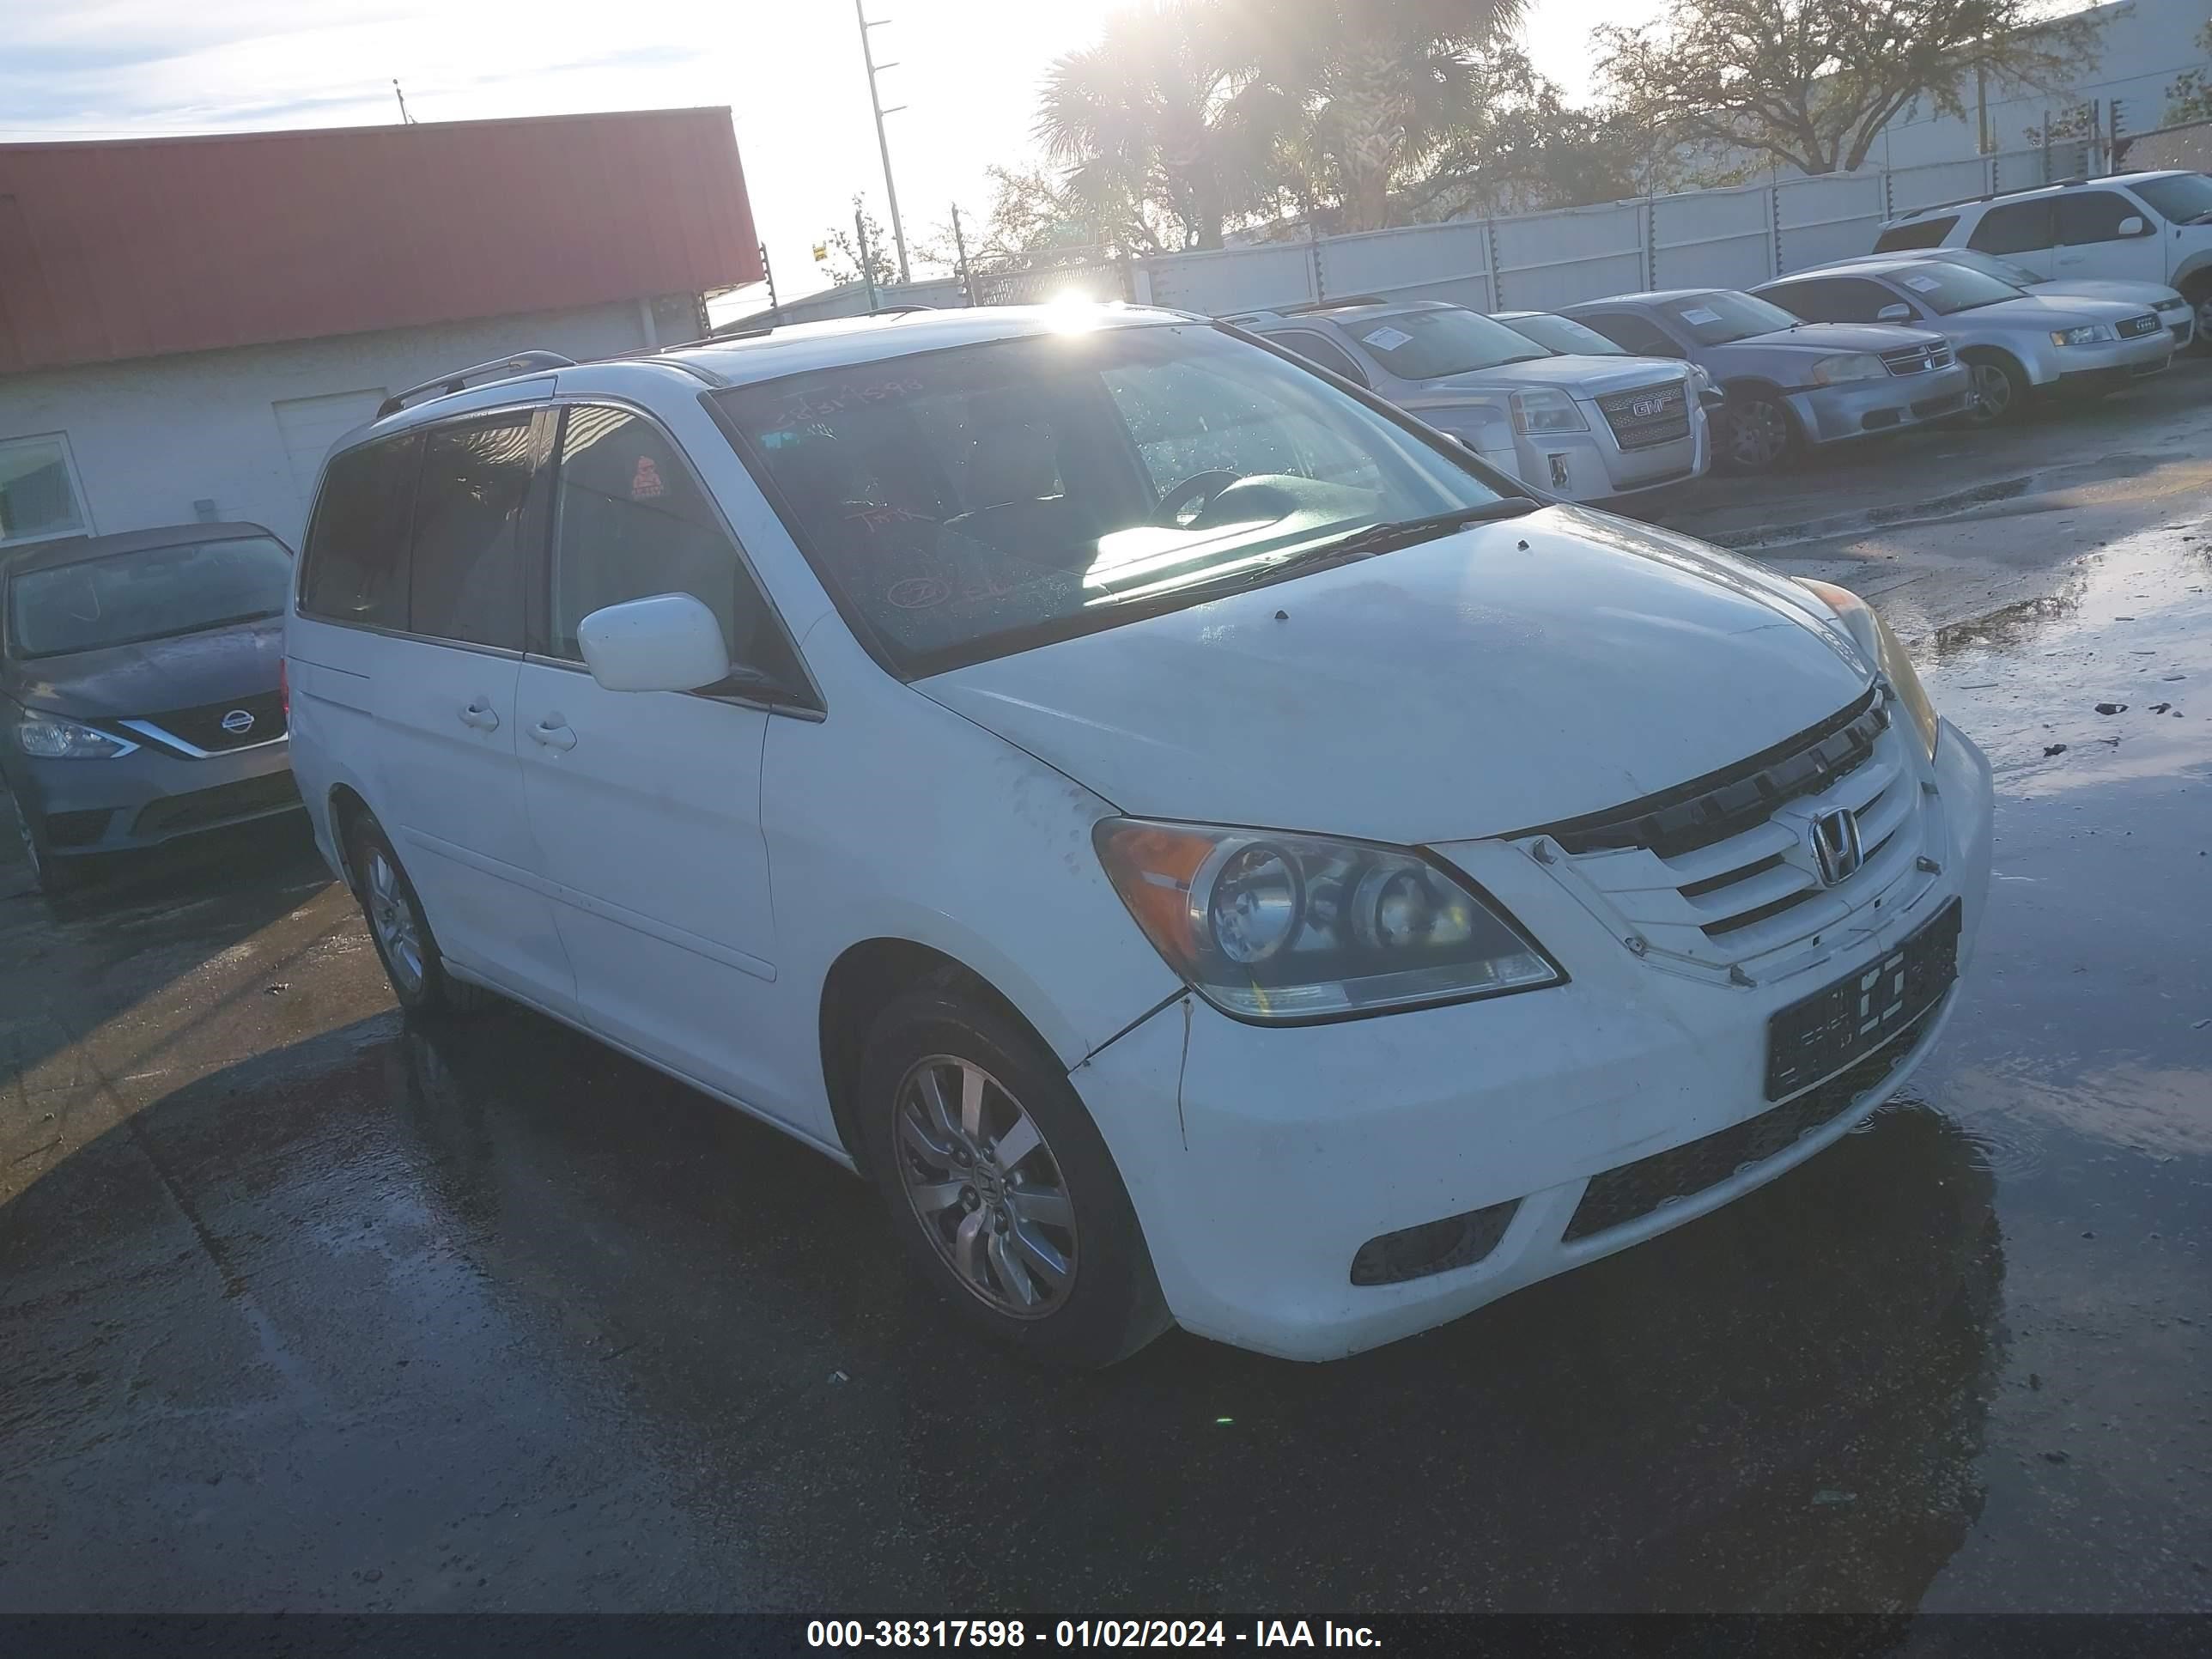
[1960,351,2029,426]
[1719,391,1796,473]
[857,987,1170,1368]
[4,791,76,894]
[2190,287,2212,356]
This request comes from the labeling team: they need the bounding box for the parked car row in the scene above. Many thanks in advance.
[1236,169,2209,488]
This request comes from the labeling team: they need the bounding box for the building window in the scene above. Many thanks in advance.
[0,433,90,546]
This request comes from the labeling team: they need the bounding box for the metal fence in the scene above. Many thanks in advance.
[1122,143,2088,318]
[730,143,2094,332]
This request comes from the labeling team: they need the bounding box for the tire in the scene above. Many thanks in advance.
[1717,386,1796,474]
[344,814,493,1018]
[5,790,77,894]
[2189,284,2212,357]
[856,986,1170,1369]
[1960,350,2029,427]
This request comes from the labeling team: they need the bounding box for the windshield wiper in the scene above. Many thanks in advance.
[1249,498,1541,578]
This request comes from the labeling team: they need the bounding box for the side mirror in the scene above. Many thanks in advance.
[577,592,731,693]
[2117,215,2148,238]
[1877,302,1915,323]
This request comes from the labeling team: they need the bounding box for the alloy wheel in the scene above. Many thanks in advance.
[365,847,425,996]
[2197,294,2212,343]
[1727,399,1790,470]
[1967,362,2014,422]
[894,1054,1078,1317]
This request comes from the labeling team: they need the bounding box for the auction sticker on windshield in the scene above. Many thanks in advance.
[1902,276,1941,292]
[1361,326,1413,351]
[1678,307,1722,325]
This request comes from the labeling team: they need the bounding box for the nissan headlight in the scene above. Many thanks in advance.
[1808,353,1887,386]
[2051,323,2118,346]
[1094,820,1560,1022]
[1509,388,1588,435]
[15,712,138,760]
[1796,580,1940,759]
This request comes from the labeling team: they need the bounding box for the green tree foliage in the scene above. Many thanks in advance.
[1595,0,2108,177]
[2166,21,2212,126]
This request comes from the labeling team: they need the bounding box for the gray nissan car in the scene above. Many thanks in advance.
[2,521,301,890]
[1559,289,1975,474]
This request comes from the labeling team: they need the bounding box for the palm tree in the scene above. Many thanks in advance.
[1036,2,1262,251]
[1255,0,1526,232]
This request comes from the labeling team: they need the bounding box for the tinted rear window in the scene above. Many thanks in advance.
[301,434,421,628]
[406,415,534,649]
[1967,199,2054,255]
[1873,216,1958,252]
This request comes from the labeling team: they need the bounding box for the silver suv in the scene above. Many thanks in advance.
[1872,172,2212,351]
[1228,299,1710,501]
[1560,289,1974,474]
[1752,257,2171,425]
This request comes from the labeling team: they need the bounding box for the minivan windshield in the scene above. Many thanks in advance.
[1662,291,1802,343]
[1346,307,1553,378]
[2131,172,2212,226]
[6,536,293,659]
[1496,313,1628,356]
[717,322,1522,674]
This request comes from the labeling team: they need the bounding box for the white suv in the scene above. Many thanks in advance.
[1873,171,2212,349]
[287,308,1994,1366]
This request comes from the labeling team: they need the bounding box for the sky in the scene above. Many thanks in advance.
[0,0,1662,307]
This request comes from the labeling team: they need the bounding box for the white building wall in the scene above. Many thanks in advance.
[1877,0,2208,166]
[0,294,698,550]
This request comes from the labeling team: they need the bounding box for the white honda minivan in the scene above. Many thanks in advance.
[287,307,1996,1367]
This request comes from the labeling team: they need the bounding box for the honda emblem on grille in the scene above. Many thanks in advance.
[1808,807,1863,887]
[220,708,257,736]
[1629,396,1664,418]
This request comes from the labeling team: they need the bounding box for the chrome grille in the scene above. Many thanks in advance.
[124,690,286,757]
[1594,381,1691,451]
[1523,692,1944,979]
[1881,343,1955,376]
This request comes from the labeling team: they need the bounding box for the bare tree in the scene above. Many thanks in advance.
[1596,0,2107,176]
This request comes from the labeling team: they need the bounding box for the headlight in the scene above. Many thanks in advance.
[1508,388,1588,435]
[15,712,138,760]
[1795,580,1939,759]
[2154,297,2188,313]
[2051,323,2118,346]
[1808,352,1887,386]
[1094,819,1560,1021]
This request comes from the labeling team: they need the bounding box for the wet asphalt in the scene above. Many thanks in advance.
[1,520,2206,1615]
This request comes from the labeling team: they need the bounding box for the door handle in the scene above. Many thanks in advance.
[459,700,501,732]
[530,716,578,753]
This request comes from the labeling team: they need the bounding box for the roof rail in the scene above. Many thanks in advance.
[375,351,577,418]
[1280,295,1389,314]
[872,303,936,315]
[1895,175,2087,220]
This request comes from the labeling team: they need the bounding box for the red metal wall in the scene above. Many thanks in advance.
[0,108,761,374]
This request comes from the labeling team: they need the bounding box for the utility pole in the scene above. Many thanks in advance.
[854,0,912,286]
[858,205,879,314]
[392,80,416,125]
[950,204,974,306]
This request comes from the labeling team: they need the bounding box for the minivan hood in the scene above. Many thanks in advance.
[3,616,285,720]
[919,507,1871,845]
[1732,320,1945,356]
[1412,354,1688,398]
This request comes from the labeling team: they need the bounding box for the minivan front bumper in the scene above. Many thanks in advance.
[1075,717,1994,1361]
